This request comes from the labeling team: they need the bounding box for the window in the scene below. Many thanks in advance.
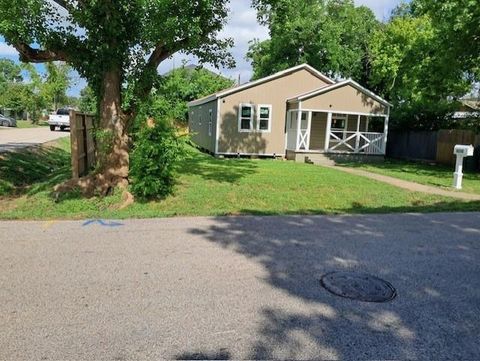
[238,103,253,132]
[257,105,272,132]
[57,108,70,115]
[208,109,213,136]
[331,114,348,140]
[331,115,347,129]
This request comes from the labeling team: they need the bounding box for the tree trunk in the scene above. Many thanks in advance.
[54,70,133,198]
[97,70,130,190]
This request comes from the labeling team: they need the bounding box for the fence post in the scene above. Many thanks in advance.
[69,110,79,179]
[81,113,89,175]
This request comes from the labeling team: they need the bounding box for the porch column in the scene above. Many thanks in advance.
[324,112,332,152]
[306,111,312,151]
[383,112,389,155]
[296,107,302,151]
[355,114,361,153]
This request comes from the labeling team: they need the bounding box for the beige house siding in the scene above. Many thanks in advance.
[188,99,218,153]
[301,83,388,115]
[217,69,330,155]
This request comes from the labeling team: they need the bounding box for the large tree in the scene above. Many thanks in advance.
[41,62,71,111]
[417,0,480,81]
[248,0,379,85]
[0,0,233,193]
[368,3,474,130]
[0,59,23,87]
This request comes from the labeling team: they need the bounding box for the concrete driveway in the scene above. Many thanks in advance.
[0,127,69,152]
[0,213,479,360]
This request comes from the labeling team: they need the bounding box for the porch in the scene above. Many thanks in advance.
[286,110,389,156]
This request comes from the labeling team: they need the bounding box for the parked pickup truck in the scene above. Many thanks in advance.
[48,108,71,131]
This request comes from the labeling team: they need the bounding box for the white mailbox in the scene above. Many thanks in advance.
[453,144,474,189]
[454,145,474,157]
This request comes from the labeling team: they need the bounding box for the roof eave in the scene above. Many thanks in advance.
[187,94,218,107]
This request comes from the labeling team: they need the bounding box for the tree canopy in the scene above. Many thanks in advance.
[0,59,72,120]
[368,1,476,129]
[248,0,379,84]
[41,62,71,111]
[417,0,480,81]
[0,0,234,192]
[149,65,235,125]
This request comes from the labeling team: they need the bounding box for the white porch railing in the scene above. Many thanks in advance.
[328,131,385,155]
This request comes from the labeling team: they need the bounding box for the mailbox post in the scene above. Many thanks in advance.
[453,145,474,189]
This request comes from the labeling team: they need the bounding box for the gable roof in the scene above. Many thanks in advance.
[288,79,392,107]
[460,99,480,111]
[188,64,335,107]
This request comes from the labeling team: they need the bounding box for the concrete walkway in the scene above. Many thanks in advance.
[330,165,480,201]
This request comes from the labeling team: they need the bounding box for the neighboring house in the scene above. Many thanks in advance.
[188,64,391,161]
[452,99,480,120]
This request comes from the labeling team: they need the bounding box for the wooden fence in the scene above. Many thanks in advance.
[387,129,480,171]
[386,131,438,161]
[70,111,96,178]
[436,129,480,166]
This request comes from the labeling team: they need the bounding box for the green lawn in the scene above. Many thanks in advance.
[0,140,478,220]
[340,159,480,195]
[16,120,49,128]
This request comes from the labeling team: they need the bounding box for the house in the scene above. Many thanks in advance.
[452,99,480,120]
[187,64,391,161]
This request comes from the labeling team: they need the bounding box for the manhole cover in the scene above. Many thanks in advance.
[320,271,396,302]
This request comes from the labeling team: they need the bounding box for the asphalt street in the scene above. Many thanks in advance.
[1,213,479,360]
[0,127,69,152]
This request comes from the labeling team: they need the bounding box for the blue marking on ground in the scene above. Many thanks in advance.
[82,219,124,227]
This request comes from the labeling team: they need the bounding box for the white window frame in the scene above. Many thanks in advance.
[208,109,213,136]
[256,104,272,132]
[238,103,254,132]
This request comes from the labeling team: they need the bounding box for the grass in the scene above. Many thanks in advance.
[16,120,49,128]
[0,140,479,220]
[340,159,480,195]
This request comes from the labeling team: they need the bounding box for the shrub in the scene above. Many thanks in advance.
[130,119,187,200]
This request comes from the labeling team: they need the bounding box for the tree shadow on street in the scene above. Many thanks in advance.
[187,212,480,359]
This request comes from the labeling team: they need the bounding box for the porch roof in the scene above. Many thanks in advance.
[287,79,392,108]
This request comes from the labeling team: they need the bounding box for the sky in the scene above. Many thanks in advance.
[0,0,404,97]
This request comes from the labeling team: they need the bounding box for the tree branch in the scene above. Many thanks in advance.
[127,39,190,115]
[13,42,68,63]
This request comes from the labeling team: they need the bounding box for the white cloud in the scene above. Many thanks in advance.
[0,43,18,57]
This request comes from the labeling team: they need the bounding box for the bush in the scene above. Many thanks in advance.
[130,119,187,200]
